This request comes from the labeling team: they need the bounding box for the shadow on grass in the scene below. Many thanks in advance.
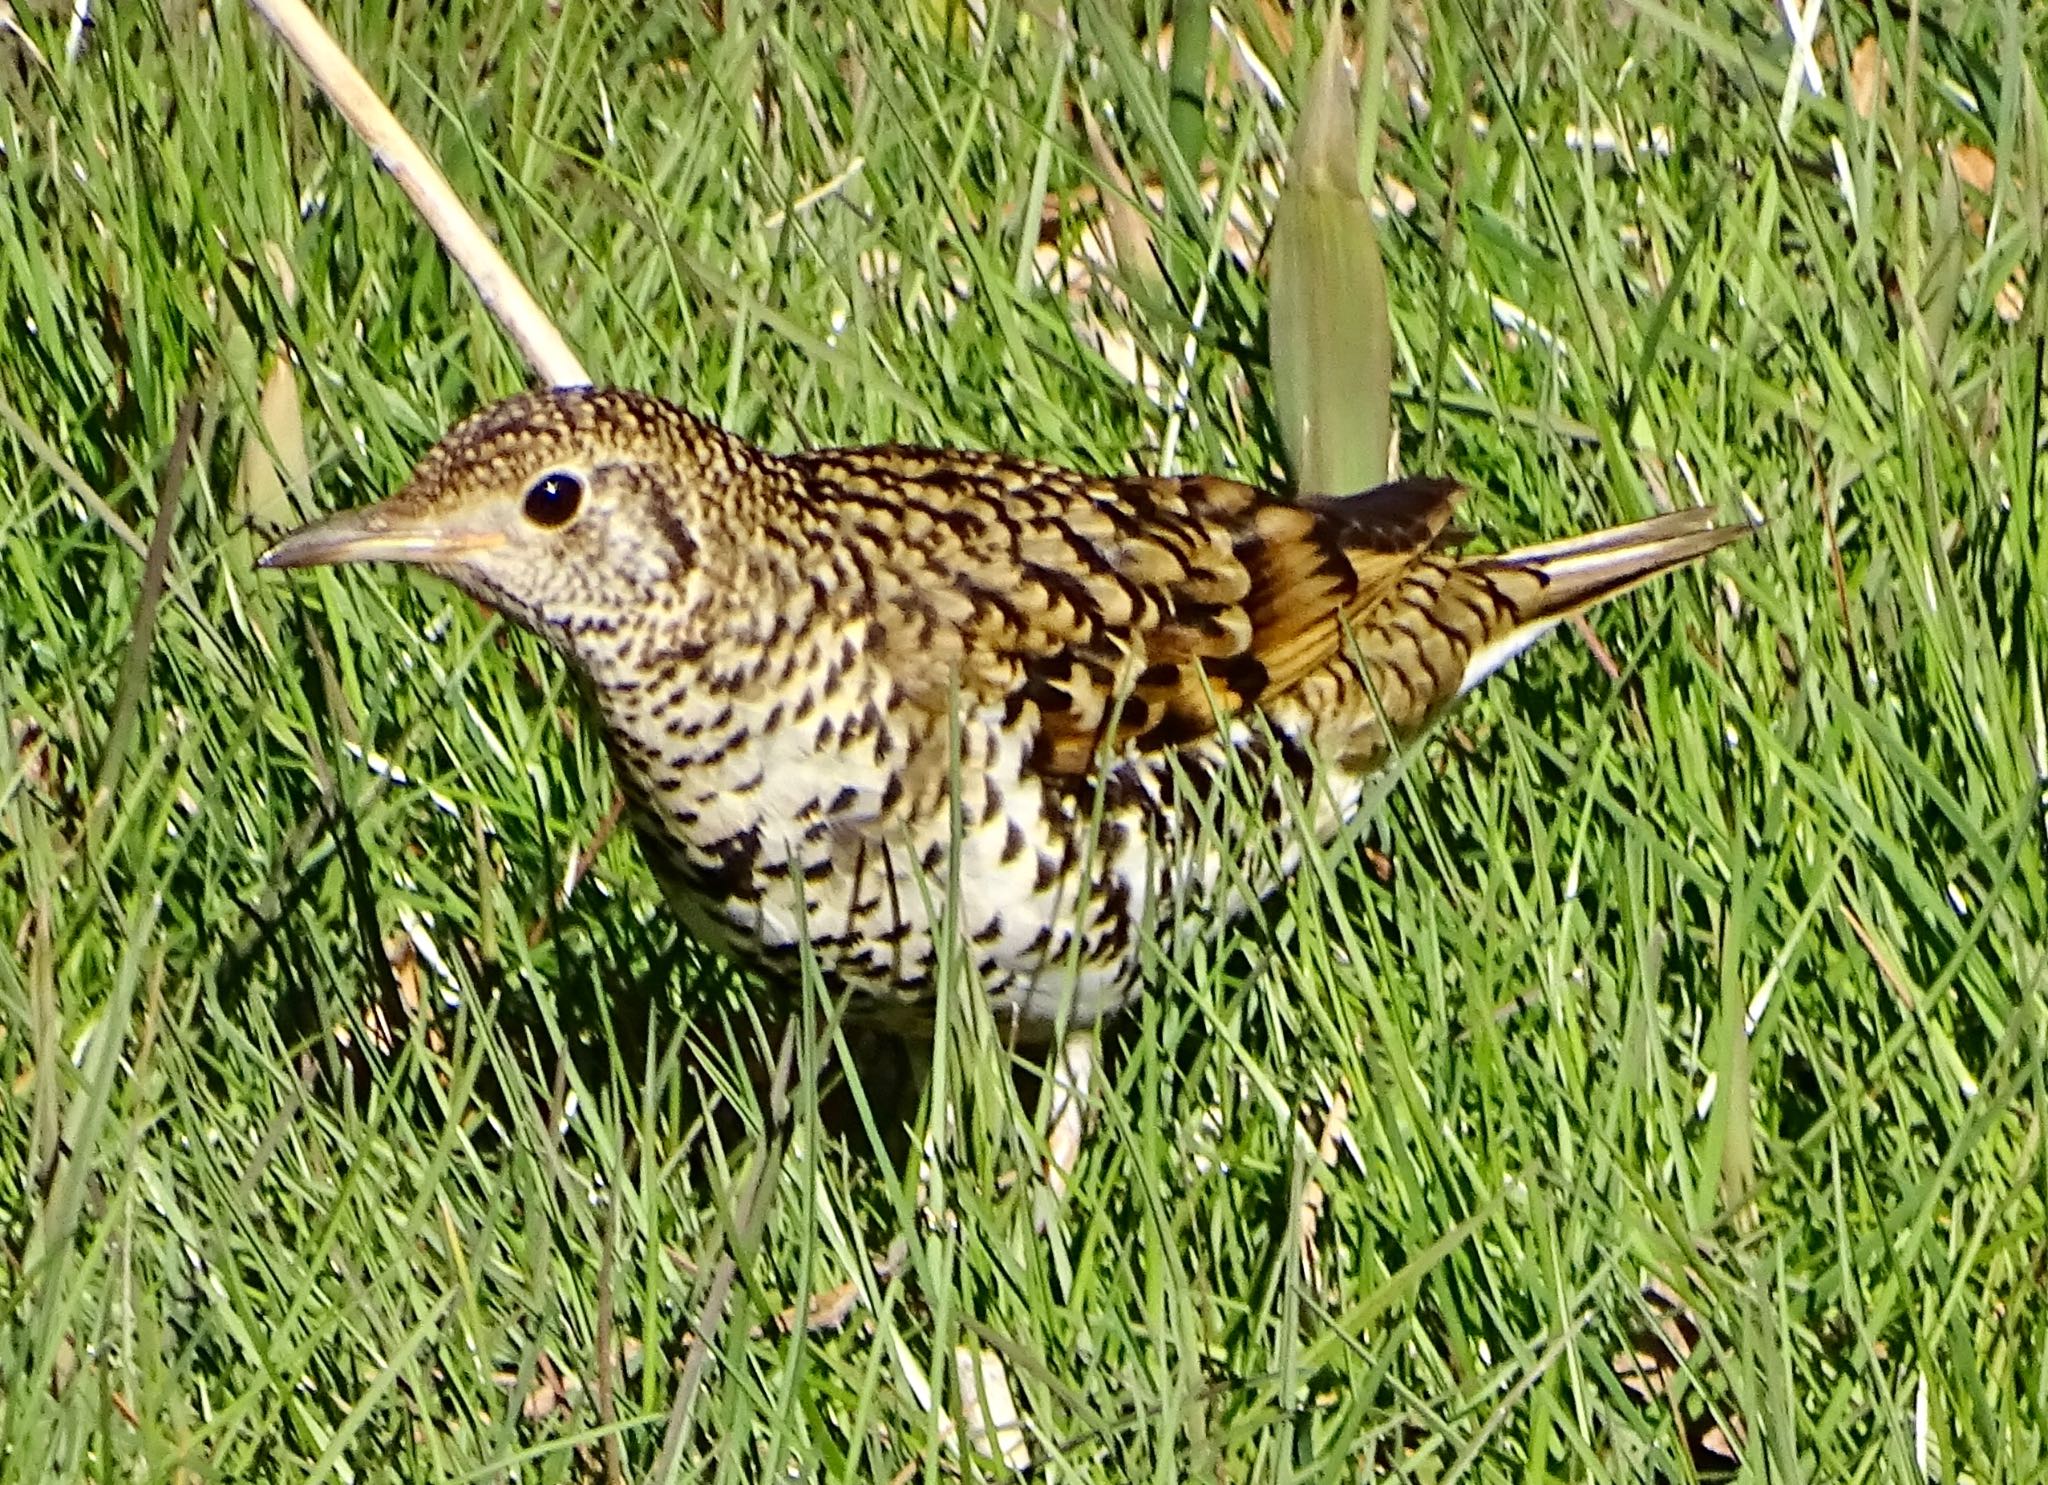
[211,776,954,1201]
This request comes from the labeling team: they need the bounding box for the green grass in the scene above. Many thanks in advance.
[3,1,2045,1479]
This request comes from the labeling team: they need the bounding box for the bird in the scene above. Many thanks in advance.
[260,387,1748,1043]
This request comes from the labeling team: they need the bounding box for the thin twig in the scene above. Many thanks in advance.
[1567,611,1623,682]
[245,0,590,388]
[88,385,204,835]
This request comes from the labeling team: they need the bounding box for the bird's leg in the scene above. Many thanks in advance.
[1043,1027,1096,1198]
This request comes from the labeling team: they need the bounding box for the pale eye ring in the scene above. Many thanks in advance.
[522,471,584,528]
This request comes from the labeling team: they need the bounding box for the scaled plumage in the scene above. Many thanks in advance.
[262,389,1747,1035]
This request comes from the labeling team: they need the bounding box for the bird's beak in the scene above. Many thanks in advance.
[257,500,508,570]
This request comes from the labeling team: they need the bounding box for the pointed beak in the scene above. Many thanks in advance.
[256,500,508,571]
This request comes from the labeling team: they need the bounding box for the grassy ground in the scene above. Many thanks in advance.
[3,1,2045,1479]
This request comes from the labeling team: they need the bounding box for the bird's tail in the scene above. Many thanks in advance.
[1452,508,1753,697]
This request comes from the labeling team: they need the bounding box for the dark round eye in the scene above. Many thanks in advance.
[522,471,584,528]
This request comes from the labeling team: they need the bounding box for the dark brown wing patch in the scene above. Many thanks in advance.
[1013,473,1466,775]
[1295,475,1466,553]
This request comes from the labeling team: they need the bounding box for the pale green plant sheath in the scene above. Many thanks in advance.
[1268,8,1393,494]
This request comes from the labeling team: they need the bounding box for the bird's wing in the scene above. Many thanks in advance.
[1016,472,1465,774]
[841,457,1464,777]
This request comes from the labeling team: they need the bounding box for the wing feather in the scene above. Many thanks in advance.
[992,473,1466,775]
[802,446,1469,779]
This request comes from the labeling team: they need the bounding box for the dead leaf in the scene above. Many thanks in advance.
[495,1350,581,1420]
[1849,35,1884,118]
[1079,109,1160,290]
[0,2,49,72]
[953,1345,1030,1469]
[1378,172,1418,217]
[1996,268,2026,325]
[1947,141,1996,194]
[236,351,309,537]
[760,1239,909,1337]
[10,716,75,812]
[1298,1174,1325,1275]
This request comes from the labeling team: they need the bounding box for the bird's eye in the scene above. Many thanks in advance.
[522,471,584,528]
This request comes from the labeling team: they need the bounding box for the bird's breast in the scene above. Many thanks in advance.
[582,617,1167,1030]
[573,610,1405,1036]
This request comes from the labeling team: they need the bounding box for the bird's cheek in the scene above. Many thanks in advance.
[440,558,541,635]
[573,523,692,610]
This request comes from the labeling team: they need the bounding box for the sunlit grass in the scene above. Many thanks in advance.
[1,2,2043,1480]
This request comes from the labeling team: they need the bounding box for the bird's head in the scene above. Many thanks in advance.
[259,388,748,644]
